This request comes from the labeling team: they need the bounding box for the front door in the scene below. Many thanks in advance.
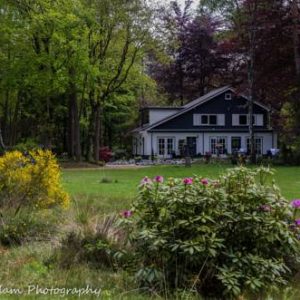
[187,137,197,157]
[231,137,241,153]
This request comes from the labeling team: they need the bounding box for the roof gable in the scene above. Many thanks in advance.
[135,86,270,133]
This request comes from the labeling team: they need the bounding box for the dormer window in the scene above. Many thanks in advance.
[225,93,232,100]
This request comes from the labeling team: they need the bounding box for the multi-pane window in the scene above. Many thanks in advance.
[178,139,185,156]
[246,137,263,155]
[167,138,174,155]
[157,137,175,156]
[210,137,227,155]
[158,138,165,155]
[194,114,222,125]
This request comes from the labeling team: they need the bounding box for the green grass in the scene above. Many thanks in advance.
[1,163,300,300]
[62,164,300,213]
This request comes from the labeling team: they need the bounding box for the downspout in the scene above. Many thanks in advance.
[151,132,153,160]
[202,132,204,154]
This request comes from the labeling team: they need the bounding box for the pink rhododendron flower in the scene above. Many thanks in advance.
[295,219,300,226]
[140,176,152,185]
[154,175,164,183]
[201,178,209,185]
[291,199,300,208]
[121,210,132,218]
[183,177,193,185]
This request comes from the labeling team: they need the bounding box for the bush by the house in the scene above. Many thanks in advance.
[99,147,113,163]
[122,168,300,298]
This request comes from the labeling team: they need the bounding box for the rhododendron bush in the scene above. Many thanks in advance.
[122,167,300,298]
[0,150,69,211]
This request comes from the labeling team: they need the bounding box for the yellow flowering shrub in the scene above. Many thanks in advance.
[0,149,69,210]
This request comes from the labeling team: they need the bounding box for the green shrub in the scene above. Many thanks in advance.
[122,168,300,298]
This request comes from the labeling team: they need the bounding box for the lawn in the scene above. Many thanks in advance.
[62,164,300,212]
[2,163,300,300]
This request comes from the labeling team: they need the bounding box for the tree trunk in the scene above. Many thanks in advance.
[2,90,9,144]
[10,92,21,146]
[0,124,6,152]
[93,101,101,162]
[68,67,81,161]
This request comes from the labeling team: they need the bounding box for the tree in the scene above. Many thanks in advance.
[149,0,228,105]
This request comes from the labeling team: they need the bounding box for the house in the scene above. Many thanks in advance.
[132,86,277,158]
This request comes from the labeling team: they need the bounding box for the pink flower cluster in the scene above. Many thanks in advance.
[120,210,132,218]
[291,199,300,208]
[140,176,152,185]
[154,175,164,183]
[183,177,193,185]
[200,178,209,185]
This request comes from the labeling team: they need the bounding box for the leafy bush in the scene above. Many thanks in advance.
[122,168,300,298]
[13,139,39,152]
[99,147,113,163]
[0,150,69,211]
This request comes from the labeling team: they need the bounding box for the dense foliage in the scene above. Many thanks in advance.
[0,149,69,210]
[122,168,300,298]
[0,149,68,246]
[1,0,300,159]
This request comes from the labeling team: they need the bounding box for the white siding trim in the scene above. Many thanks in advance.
[232,114,239,126]
[217,114,225,126]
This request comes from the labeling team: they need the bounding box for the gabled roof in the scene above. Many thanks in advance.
[133,86,270,133]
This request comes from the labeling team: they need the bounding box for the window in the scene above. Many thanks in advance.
[233,114,263,126]
[225,93,232,100]
[158,138,165,155]
[194,114,223,126]
[201,115,208,124]
[239,115,247,125]
[209,115,217,125]
[167,138,174,155]
[210,137,227,155]
[157,137,175,157]
[231,137,241,152]
[141,110,149,125]
[246,137,263,155]
[178,139,185,156]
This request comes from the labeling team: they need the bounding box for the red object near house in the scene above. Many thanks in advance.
[99,147,113,162]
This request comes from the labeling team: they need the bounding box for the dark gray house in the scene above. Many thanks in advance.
[132,86,277,158]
